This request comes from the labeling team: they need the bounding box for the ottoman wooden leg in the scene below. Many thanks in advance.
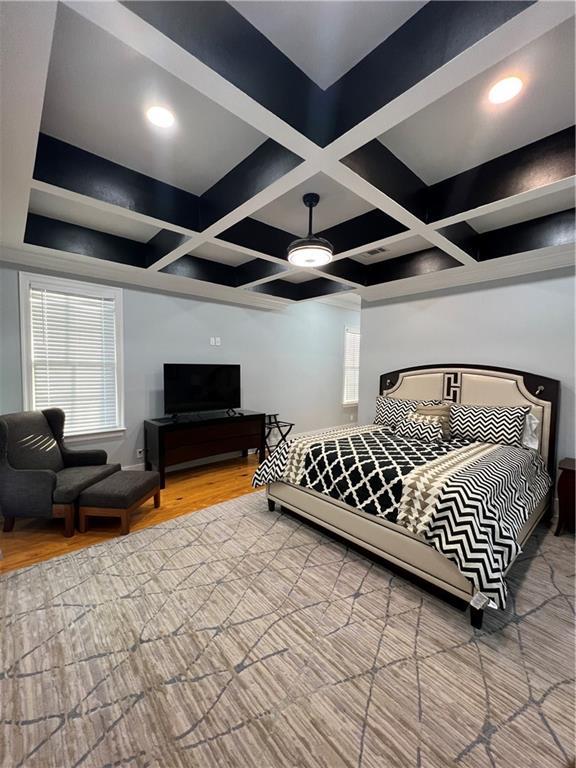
[154,490,161,509]
[78,509,87,533]
[120,510,130,536]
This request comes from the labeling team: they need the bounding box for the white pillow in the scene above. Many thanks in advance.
[522,412,540,450]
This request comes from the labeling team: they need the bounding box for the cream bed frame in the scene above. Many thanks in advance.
[267,365,559,627]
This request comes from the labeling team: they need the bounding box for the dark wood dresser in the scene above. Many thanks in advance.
[144,410,266,488]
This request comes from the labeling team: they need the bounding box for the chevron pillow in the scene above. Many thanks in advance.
[375,396,443,428]
[449,404,530,446]
[394,412,444,444]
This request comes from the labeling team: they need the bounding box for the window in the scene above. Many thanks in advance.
[20,273,124,438]
[343,327,360,406]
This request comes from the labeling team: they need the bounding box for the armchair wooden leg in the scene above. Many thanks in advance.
[53,504,75,538]
[3,516,15,532]
[154,490,161,509]
[267,499,276,512]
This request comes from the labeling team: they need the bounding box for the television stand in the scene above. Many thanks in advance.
[144,410,266,488]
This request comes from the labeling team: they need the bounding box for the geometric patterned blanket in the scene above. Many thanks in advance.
[398,443,551,608]
[253,424,550,609]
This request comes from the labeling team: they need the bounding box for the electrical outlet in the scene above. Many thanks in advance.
[210,337,215,346]
[136,448,144,458]
[349,414,354,422]
[215,336,221,346]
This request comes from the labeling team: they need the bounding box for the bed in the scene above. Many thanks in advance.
[255,364,559,628]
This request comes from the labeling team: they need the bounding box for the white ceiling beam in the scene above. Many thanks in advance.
[0,244,292,310]
[30,180,199,238]
[149,159,320,271]
[359,243,575,303]
[0,2,58,248]
[324,163,477,265]
[427,176,576,230]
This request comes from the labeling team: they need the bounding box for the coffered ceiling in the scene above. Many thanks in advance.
[0,1,574,311]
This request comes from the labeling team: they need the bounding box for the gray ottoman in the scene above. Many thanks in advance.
[78,470,161,535]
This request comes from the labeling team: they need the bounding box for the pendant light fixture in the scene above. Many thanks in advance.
[287,193,334,267]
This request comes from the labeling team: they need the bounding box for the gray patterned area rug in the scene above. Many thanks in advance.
[1,492,574,768]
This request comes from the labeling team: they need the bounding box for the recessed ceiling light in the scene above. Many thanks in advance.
[488,76,523,105]
[146,105,175,128]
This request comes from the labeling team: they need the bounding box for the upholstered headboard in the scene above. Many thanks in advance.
[379,365,559,475]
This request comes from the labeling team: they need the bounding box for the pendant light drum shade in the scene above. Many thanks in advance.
[287,193,334,267]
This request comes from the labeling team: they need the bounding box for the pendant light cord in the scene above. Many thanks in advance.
[307,204,313,237]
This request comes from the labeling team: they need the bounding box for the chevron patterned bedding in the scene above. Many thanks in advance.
[253,425,551,609]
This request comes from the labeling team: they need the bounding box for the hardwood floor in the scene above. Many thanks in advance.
[0,454,261,574]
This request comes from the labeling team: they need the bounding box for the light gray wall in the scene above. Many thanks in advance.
[0,265,359,466]
[359,270,576,461]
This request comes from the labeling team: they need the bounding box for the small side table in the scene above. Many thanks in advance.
[555,458,575,536]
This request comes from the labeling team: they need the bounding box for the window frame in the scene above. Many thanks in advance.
[342,326,361,407]
[19,272,125,441]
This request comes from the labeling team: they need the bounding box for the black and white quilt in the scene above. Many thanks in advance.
[253,424,551,608]
[253,424,457,519]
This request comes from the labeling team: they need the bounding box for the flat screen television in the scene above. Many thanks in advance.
[163,363,241,415]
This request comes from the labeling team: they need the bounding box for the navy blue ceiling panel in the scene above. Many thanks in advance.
[341,140,428,220]
[427,127,575,223]
[318,248,462,287]
[318,209,407,255]
[160,254,238,286]
[218,217,295,259]
[252,277,353,301]
[33,135,200,232]
[25,214,150,267]
[200,139,303,228]
[477,208,576,261]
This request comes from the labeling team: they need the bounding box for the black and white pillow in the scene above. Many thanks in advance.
[375,396,442,429]
[394,412,444,444]
[449,404,530,446]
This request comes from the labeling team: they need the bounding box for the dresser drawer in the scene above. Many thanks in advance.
[165,435,261,465]
[164,420,261,448]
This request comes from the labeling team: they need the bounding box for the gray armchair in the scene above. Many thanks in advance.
[0,408,120,537]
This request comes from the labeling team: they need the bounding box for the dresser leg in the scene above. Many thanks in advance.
[2,516,15,532]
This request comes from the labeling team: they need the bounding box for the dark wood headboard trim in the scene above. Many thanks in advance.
[379,363,560,478]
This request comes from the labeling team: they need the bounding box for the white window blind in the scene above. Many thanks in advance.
[343,327,360,406]
[20,274,123,437]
